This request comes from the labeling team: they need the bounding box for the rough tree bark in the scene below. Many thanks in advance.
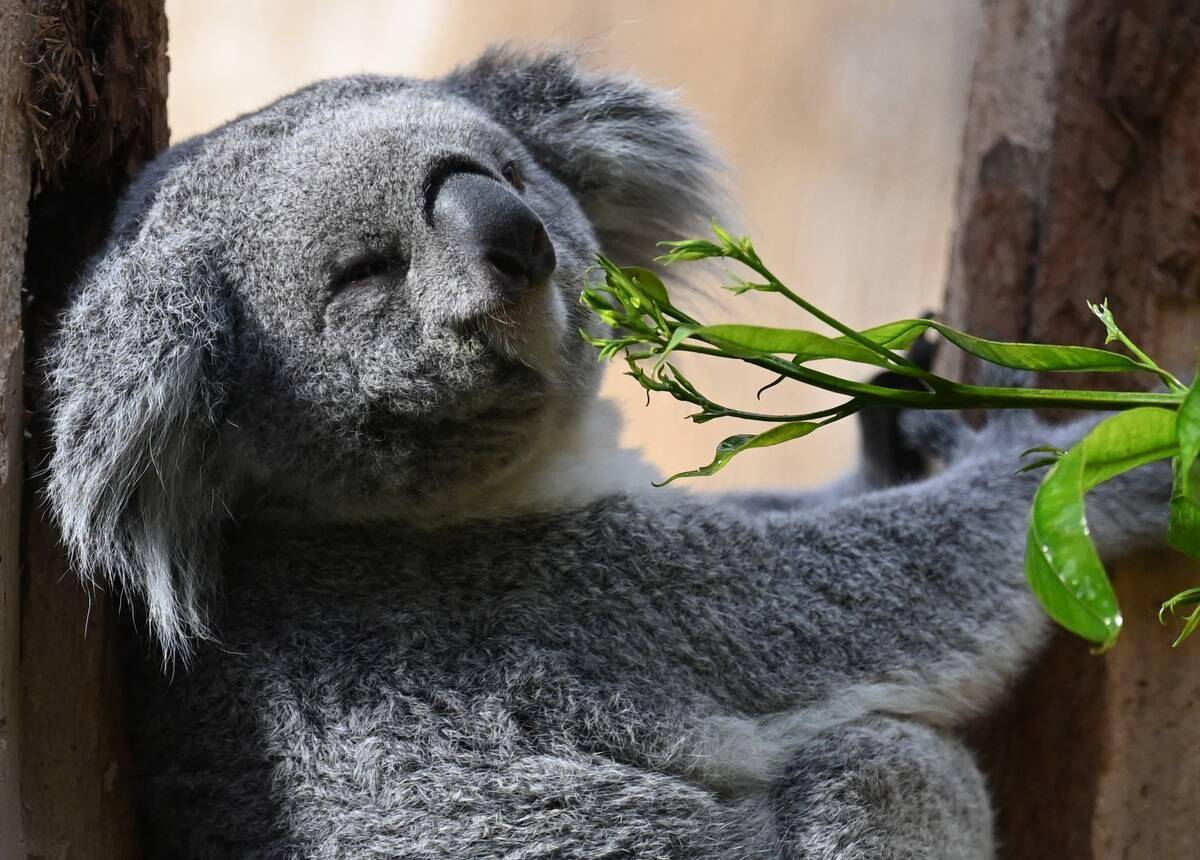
[12,1,168,856]
[944,1,1200,857]
[1,1,33,854]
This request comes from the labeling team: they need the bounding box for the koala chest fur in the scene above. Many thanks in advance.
[44,46,1172,860]
[121,458,1092,859]
[128,506,773,857]
[120,483,1018,859]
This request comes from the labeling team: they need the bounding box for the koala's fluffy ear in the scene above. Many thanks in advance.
[44,224,232,663]
[444,47,728,266]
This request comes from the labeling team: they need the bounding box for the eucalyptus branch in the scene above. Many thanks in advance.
[580,224,1200,650]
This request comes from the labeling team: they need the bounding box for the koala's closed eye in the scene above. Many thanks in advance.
[328,251,408,295]
[500,161,524,192]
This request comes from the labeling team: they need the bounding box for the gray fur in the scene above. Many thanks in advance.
[44,48,1168,858]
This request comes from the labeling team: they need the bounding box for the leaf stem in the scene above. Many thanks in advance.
[735,249,937,382]
[669,344,1182,412]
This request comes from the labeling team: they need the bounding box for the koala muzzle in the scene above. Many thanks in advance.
[432,172,557,299]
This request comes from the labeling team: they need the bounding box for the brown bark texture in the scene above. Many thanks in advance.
[17,1,168,857]
[945,1,1200,858]
[1,1,32,854]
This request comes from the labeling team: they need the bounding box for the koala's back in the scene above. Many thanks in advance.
[125,498,781,859]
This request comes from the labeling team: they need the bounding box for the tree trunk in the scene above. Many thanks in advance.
[0,1,33,854]
[943,2,1200,857]
[15,1,168,856]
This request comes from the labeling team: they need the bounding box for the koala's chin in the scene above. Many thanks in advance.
[473,278,570,380]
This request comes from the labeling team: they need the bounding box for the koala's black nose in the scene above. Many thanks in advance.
[431,172,556,297]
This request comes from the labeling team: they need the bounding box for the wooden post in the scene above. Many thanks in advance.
[17,1,168,856]
[944,2,1200,857]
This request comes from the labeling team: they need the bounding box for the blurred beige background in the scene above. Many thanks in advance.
[166,0,980,491]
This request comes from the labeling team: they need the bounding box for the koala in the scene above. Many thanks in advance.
[44,48,1169,859]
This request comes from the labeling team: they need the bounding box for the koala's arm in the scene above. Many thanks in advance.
[721,407,956,514]
[630,418,1168,725]
[722,472,875,515]
[724,338,957,514]
[772,715,995,860]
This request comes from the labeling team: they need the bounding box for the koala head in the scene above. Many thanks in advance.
[44,48,723,659]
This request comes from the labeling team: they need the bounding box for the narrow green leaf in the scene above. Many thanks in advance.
[834,320,929,352]
[596,258,648,319]
[654,421,821,485]
[651,325,696,372]
[709,221,756,257]
[694,324,898,367]
[723,275,774,296]
[923,319,1148,374]
[1024,407,1178,648]
[687,315,1145,376]
[1159,586,1200,620]
[1021,444,1068,458]
[580,289,616,314]
[661,362,702,398]
[1160,587,1200,647]
[747,317,1148,374]
[1169,380,1200,558]
[789,316,1153,374]
[655,239,725,263]
[710,221,737,250]
[1016,457,1060,475]
[596,255,632,288]
[623,266,670,307]
[1171,607,1200,647]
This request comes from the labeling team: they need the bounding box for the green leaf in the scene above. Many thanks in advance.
[655,421,821,485]
[1169,380,1200,558]
[580,289,616,315]
[684,316,1146,377]
[623,266,669,306]
[595,258,649,317]
[710,221,738,250]
[1025,449,1121,647]
[694,324,900,367]
[1074,406,1177,491]
[656,238,725,263]
[1024,407,1178,648]
[1021,444,1068,458]
[1159,586,1200,618]
[651,325,697,371]
[1168,477,1200,560]
[922,319,1148,374]
[661,362,702,398]
[1159,587,1200,647]
[838,320,930,352]
[1172,383,1200,475]
[1016,457,1060,475]
[723,274,773,296]
[716,316,1149,374]
[1171,606,1200,647]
